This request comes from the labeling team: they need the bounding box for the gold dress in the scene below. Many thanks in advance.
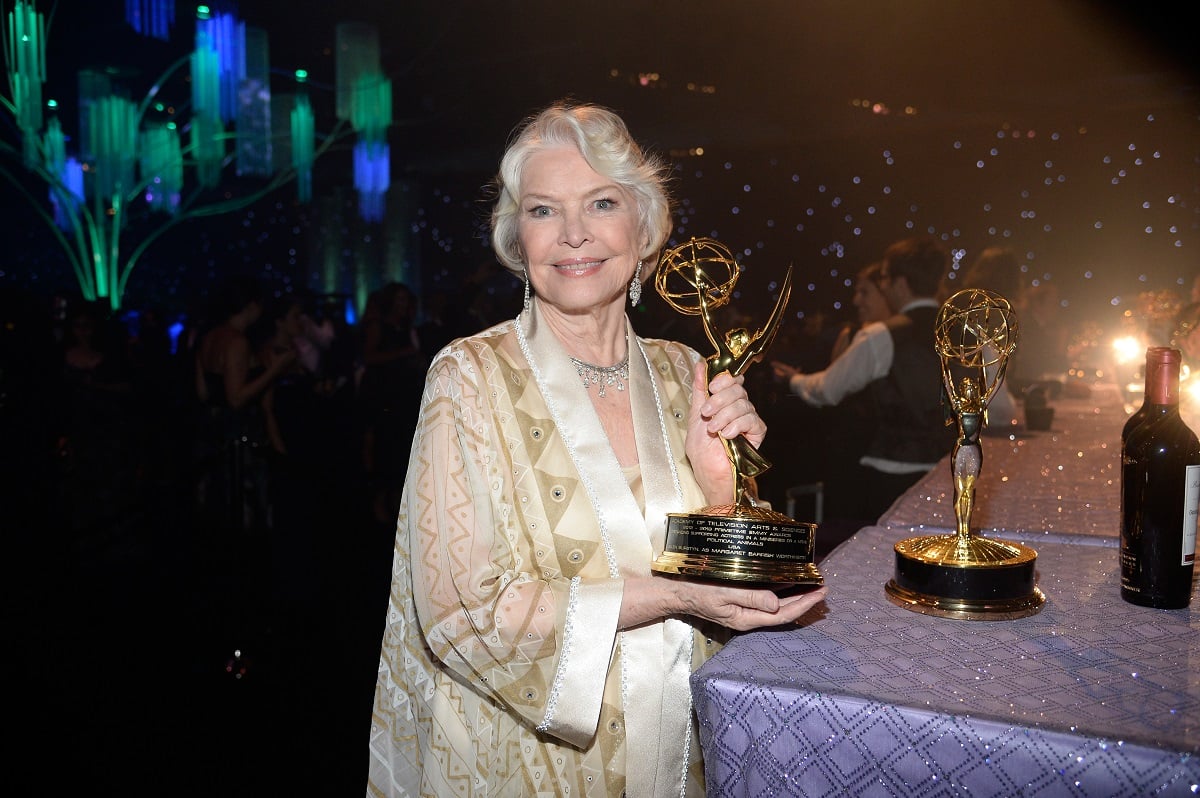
[368,301,724,797]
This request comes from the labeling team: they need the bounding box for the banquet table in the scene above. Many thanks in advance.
[691,383,1200,797]
[877,382,1125,540]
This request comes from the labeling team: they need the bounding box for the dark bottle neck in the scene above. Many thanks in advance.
[1143,347,1182,407]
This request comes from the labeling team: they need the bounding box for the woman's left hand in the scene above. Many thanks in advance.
[685,360,766,505]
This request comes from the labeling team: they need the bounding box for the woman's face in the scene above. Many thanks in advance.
[853,277,890,324]
[517,145,643,317]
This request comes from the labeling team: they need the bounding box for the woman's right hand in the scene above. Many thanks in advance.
[621,575,826,632]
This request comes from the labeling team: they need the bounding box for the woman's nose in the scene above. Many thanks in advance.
[559,210,591,247]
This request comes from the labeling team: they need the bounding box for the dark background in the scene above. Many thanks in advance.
[4,1,1198,793]
[5,0,1198,322]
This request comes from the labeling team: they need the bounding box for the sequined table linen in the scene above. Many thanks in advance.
[692,522,1200,797]
[878,383,1126,540]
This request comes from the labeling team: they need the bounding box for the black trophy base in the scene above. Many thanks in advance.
[651,503,823,586]
[884,532,1045,620]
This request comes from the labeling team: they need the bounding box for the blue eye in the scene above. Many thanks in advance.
[528,205,552,217]
[594,198,615,210]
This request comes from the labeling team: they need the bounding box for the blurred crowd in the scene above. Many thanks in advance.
[5,270,513,609]
[3,270,518,792]
[2,243,1097,586]
[20,239,1185,602]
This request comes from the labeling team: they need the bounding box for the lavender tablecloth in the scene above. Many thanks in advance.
[692,384,1200,797]
[877,383,1125,540]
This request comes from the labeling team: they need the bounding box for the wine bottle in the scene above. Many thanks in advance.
[1119,346,1174,555]
[1120,347,1200,608]
[1121,346,1174,444]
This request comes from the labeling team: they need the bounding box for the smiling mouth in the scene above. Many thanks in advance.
[553,259,604,273]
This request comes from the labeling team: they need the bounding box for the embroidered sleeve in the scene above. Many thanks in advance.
[407,343,619,745]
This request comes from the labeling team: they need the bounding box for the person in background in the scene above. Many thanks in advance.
[417,262,495,360]
[195,277,296,416]
[257,294,308,458]
[194,277,296,529]
[950,246,1023,431]
[368,101,826,797]
[358,281,426,525]
[830,261,890,362]
[826,260,895,522]
[192,277,295,666]
[762,260,896,526]
[56,299,139,531]
[772,235,954,520]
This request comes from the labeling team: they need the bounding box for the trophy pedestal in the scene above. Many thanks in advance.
[651,503,824,586]
[884,533,1045,620]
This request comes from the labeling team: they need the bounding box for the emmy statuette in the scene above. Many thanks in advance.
[650,237,823,587]
[884,288,1045,619]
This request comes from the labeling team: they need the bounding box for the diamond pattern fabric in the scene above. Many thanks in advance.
[879,384,1125,539]
[692,383,1200,796]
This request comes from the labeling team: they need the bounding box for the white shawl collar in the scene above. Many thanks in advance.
[517,300,696,797]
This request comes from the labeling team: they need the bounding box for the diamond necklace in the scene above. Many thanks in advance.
[570,352,629,398]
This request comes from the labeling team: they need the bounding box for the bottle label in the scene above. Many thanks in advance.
[1183,464,1200,565]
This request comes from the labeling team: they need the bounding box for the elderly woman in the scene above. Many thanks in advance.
[367,102,826,797]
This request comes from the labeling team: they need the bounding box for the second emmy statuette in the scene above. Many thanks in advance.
[884,288,1045,619]
[650,238,823,586]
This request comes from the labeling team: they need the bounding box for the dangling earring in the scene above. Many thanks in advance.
[629,261,643,306]
[523,269,531,311]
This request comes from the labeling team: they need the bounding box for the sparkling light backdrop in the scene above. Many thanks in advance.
[3,1,1195,339]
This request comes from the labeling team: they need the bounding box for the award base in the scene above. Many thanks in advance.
[651,502,824,586]
[884,533,1045,620]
